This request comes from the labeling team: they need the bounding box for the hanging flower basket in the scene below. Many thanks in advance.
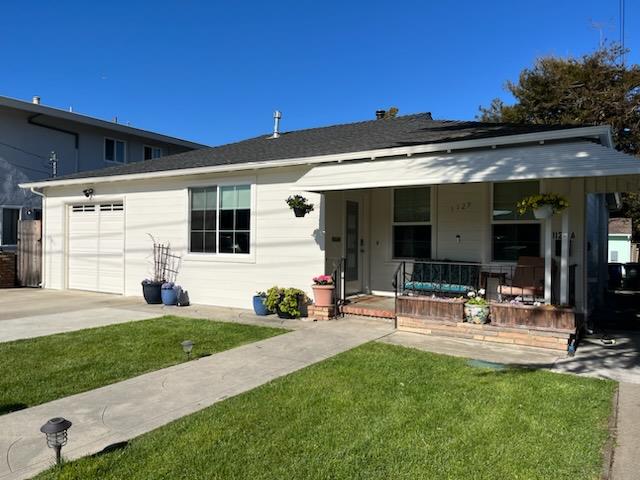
[286,195,314,218]
[533,204,554,219]
[517,193,569,219]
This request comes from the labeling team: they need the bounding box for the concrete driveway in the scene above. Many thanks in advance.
[0,288,305,343]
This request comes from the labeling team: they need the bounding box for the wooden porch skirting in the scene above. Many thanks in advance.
[396,295,575,351]
[397,316,573,351]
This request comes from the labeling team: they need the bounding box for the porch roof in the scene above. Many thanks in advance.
[293,141,640,191]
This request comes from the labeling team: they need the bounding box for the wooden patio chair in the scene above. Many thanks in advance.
[497,256,545,300]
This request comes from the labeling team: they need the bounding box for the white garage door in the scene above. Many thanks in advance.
[68,202,124,294]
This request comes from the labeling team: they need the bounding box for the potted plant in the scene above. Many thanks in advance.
[161,282,180,306]
[311,275,335,307]
[141,279,163,304]
[265,286,308,318]
[286,195,314,217]
[517,193,569,220]
[252,291,271,316]
[464,289,490,324]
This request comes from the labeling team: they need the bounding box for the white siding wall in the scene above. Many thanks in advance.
[42,166,324,309]
[326,179,587,311]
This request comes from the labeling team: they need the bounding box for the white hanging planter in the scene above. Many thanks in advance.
[533,205,553,219]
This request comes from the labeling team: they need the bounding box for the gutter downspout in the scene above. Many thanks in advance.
[29,187,46,288]
[28,114,80,173]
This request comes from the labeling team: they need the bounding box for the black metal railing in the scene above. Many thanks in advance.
[330,257,346,317]
[393,259,575,306]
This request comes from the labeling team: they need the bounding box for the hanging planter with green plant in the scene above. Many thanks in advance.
[286,195,314,217]
[517,193,569,219]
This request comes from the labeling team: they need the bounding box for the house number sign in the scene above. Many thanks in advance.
[450,202,472,212]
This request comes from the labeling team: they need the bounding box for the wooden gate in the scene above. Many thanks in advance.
[17,220,42,287]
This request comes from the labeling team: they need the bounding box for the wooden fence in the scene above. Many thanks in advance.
[17,220,42,287]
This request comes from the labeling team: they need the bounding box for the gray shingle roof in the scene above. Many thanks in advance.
[46,113,584,182]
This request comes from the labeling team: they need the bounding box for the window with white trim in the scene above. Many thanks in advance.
[104,138,126,163]
[492,181,541,261]
[392,187,431,259]
[189,185,251,254]
[143,146,163,161]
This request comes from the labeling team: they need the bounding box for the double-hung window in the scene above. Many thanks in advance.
[491,181,541,261]
[104,138,126,163]
[392,187,431,259]
[189,185,251,254]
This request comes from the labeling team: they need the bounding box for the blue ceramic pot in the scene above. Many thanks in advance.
[252,295,270,316]
[161,287,178,306]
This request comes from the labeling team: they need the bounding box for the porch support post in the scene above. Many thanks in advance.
[544,217,552,304]
[560,209,570,305]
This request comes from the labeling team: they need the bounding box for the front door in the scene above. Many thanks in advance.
[345,200,362,294]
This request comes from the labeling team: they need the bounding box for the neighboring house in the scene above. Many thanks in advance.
[0,95,206,248]
[20,112,640,326]
[608,218,632,263]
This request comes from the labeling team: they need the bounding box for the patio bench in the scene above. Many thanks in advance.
[404,262,481,296]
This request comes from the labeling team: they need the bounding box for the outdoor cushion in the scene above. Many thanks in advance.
[404,281,472,294]
[497,285,541,297]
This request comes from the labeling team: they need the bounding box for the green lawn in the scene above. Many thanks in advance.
[0,316,284,414]
[37,342,615,480]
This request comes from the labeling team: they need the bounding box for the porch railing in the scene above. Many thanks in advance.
[330,257,346,317]
[393,260,577,307]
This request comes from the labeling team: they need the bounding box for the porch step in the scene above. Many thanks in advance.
[397,315,573,351]
[340,304,396,319]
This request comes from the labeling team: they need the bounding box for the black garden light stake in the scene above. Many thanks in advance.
[40,417,72,465]
[181,340,194,359]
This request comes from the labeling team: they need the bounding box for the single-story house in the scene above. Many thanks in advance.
[608,217,633,263]
[20,112,640,348]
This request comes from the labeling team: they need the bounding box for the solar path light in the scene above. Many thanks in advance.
[40,417,72,465]
[181,340,194,359]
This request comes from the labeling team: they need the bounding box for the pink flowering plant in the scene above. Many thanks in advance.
[312,275,334,286]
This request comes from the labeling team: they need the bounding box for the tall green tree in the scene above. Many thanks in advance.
[479,44,640,238]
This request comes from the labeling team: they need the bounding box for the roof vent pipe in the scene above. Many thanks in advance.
[375,110,386,119]
[32,96,41,105]
[271,110,282,138]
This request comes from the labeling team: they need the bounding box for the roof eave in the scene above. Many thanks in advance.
[20,125,611,190]
[0,95,207,149]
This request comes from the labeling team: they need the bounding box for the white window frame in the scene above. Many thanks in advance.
[186,181,254,261]
[143,145,163,161]
[390,186,433,261]
[104,137,127,163]
[490,180,542,262]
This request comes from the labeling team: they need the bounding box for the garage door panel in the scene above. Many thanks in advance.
[68,203,124,294]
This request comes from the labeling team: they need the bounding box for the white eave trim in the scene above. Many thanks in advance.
[19,125,611,190]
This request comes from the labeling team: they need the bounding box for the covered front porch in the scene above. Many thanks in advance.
[296,140,640,350]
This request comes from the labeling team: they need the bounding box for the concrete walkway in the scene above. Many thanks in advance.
[0,289,308,343]
[0,317,392,480]
[611,383,640,480]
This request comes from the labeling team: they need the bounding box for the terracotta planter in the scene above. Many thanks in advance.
[464,303,490,324]
[533,205,553,219]
[312,284,335,307]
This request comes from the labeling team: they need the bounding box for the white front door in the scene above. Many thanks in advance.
[67,202,124,294]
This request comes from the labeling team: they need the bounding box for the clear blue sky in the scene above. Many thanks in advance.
[1,0,637,146]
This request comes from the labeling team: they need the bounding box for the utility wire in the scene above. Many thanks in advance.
[0,139,54,175]
[0,140,50,161]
